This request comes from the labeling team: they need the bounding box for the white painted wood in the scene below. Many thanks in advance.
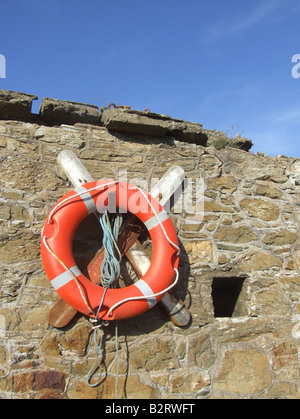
[0,314,5,338]
[57,150,94,187]
[126,242,190,327]
[126,242,151,277]
[149,165,185,210]
[58,150,185,211]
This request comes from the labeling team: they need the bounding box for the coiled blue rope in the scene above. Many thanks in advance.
[93,211,123,320]
[99,211,122,288]
[86,210,122,396]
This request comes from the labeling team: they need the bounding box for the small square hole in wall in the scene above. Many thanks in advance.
[212,276,247,318]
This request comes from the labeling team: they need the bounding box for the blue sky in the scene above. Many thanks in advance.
[1,0,300,157]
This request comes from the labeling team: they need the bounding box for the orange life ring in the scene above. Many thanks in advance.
[41,180,180,321]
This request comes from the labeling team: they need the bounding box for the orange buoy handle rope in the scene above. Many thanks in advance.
[106,267,179,317]
[41,180,180,321]
[42,235,96,315]
[46,180,119,224]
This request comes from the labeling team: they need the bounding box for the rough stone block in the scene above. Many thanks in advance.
[0,90,37,121]
[100,108,170,137]
[35,370,66,391]
[39,97,99,126]
[100,107,208,145]
[213,348,272,394]
[240,198,280,221]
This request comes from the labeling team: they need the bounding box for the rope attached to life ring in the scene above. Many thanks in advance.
[86,211,122,392]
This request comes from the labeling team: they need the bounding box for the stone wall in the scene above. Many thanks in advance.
[0,91,300,399]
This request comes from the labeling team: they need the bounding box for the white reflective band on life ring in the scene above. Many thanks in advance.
[50,265,81,290]
[144,210,169,231]
[134,279,157,308]
[74,186,97,214]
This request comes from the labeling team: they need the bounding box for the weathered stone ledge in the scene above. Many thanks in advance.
[40,97,99,126]
[0,90,38,121]
[0,90,253,150]
[100,107,208,145]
